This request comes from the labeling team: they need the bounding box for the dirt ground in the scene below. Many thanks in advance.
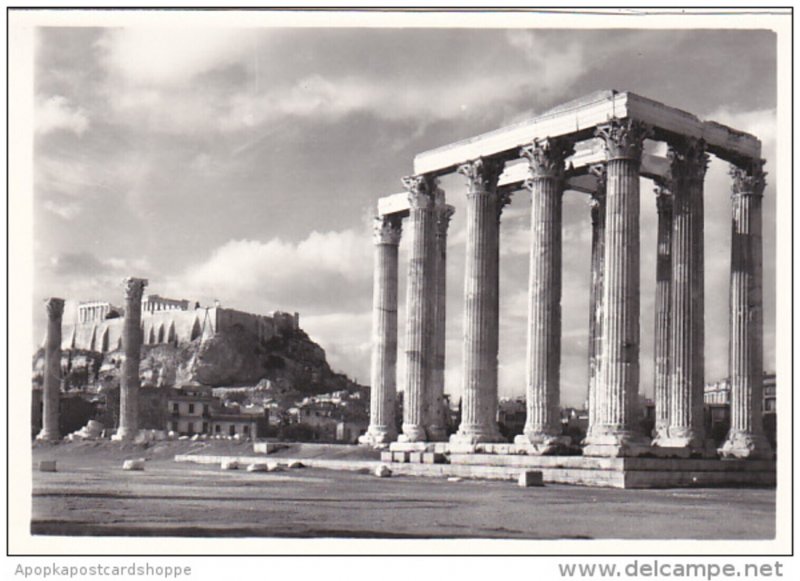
[30,441,775,540]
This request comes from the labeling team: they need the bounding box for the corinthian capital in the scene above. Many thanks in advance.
[123,277,148,302]
[730,159,767,197]
[595,118,652,161]
[402,174,438,210]
[45,297,65,320]
[668,137,709,183]
[435,204,455,238]
[520,137,574,180]
[457,157,503,194]
[373,215,403,245]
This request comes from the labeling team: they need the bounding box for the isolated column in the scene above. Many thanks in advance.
[662,137,708,452]
[585,165,606,440]
[427,203,455,441]
[721,162,772,459]
[651,184,674,444]
[37,297,65,441]
[360,214,403,446]
[583,118,651,457]
[114,277,148,441]
[514,138,573,453]
[399,175,437,443]
[451,158,504,444]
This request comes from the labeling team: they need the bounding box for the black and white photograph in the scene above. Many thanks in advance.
[5,5,794,567]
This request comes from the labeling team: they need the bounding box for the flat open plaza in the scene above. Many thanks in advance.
[31,442,775,540]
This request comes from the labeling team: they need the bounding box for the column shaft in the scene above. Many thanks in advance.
[584,119,650,457]
[37,298,65,441]
[399,175,437,442]
[115,277,147,441]
[663,138,708,451]
[451,158,504,445]
[652,186,673,443]
[721,162,772,459]
[515,138,572,453]
[586,166,606,439]
[426,204,455,441]
[360,215,402,446]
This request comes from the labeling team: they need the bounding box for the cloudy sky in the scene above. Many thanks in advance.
[32,21,777,406]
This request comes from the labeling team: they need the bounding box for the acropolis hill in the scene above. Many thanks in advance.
[32,292,363,396]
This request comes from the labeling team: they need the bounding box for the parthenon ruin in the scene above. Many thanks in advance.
[361,90,772,465]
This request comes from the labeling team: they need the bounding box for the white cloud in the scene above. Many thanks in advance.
[35,95,89,136]
[97,27,255,86]
[179,229,373,313]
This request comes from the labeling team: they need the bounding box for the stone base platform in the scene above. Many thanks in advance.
[176,451,776,489]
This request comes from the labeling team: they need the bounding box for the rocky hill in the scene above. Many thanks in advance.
[32,325,365,398]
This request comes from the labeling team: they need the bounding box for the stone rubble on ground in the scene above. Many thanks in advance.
[122,458,146,471]
[374,464,392,477]
[221,459,239,470]
[246,463,268,472]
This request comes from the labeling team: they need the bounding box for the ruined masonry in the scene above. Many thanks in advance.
[361,90,774,485]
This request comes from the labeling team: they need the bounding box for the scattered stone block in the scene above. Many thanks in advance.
[190,434,200,441]
[178,435,189,441]
[122,459,145,471]
[422,452,446,464]
[518,470,544,487]
[374,464,392,477]
[287,460,305,469]
[246,463,268,473]
[267,463,284,472]
[39,460,57,472]
[220,460,239,470]
[447,477,463,483]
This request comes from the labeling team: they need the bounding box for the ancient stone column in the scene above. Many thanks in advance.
[360,215,403,446]
[451,158,505,445]
[651,184,674,444]
[585,165,606,440]
[426,203,455,441]
[37,298,65,441]
[721,161,772,459]
[514,138,573,453]
[583,118,651,457]
[114,277,148,441]
[661,137,709,452]
[399,175,437,443]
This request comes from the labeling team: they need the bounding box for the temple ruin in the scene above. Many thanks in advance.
[361,90,774,486]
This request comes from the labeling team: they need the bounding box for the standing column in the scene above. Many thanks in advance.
[114,277,148,441]
[426,203,455,441]
[652,184,674,444]
[37,298,65,441]
[360,215,403,446]
[584,118,651,457]
[514,138,573,453]
[721,162,772,459]
[451,158,504,445]
[661,137,709,452]
[399,175,437,443]
[585,165,607,439]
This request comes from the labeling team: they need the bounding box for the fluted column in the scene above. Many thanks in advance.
[427,203,455,441]
[37,298,65,441]
[451,158,505,444]
[721,161,772,459]
[360,215,403,446]
[585,165,606,440]
[514,138,573,453]
[114,277,148,441]
[660,137,709,452]
[651,184,674,444]
[583,118,651,457]
[399,175,437,443]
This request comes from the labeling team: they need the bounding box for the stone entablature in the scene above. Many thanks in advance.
[59,304,300,353]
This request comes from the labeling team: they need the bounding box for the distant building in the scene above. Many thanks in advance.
[166,384,261,439]
[703,372,777,413]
